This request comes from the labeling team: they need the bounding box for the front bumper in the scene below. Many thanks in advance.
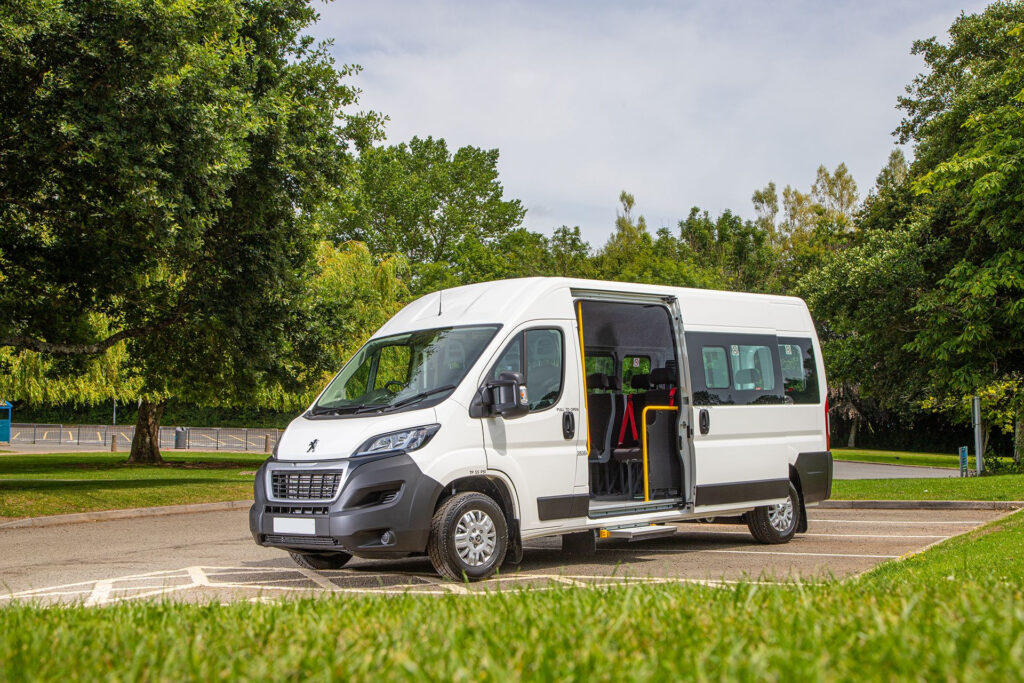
[249,453,443,558]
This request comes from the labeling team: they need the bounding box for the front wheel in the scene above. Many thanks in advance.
[427,492,508,581]
[289,551,352,570]
[746,482,801,544]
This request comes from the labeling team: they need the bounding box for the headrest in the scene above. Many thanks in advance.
[630,373,651,390]
[606,375,622,391]
[734,368,762,387]
[587,373,609,390]
[650,368,677,387]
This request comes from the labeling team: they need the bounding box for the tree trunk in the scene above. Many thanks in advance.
[1015,412,1023,464]
[847,414,860,449]
[128,400,165,464]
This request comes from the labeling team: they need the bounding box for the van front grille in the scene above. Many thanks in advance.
[271,472,342,500]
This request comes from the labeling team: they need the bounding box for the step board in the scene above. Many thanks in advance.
[605,525,677,541]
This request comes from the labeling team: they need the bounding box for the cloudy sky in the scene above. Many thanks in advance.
[311,0,988,245]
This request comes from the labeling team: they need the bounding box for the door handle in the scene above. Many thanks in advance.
[562,411,575,440]
[699,409,710,435]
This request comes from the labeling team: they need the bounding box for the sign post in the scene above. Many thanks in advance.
[972,396,984,476]
[958,446,969,478]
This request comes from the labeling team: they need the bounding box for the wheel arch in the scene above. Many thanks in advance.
[434,475,519,525]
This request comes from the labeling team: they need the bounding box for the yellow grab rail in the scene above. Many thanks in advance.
[641,405,679,502]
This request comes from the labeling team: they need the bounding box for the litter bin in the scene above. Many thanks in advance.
[0,401,10,443]
[174,427,188,450]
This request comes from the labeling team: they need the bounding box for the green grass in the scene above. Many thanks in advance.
[2,512,1023,680]
[832,474,1024,501]
[0,451,265,518]
[832,447,975,469]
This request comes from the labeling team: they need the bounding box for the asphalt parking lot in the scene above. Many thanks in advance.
[0,506,1008,605]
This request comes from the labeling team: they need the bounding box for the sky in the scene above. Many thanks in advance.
[311,0,990,245]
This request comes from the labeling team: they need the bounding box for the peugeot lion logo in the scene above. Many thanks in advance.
[307,439,318,453]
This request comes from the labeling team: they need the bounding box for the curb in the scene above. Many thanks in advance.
[0,499,252,530]
[819,500,1024,511]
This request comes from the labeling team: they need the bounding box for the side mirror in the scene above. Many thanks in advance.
[489,371,530,419]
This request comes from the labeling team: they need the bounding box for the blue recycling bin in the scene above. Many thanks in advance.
[0,400,10,443]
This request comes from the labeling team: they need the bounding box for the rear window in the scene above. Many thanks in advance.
[778,338,820,404]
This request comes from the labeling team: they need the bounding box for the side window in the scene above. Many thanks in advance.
[489,329,564,411]
[701,347,730,389]
[729,344,776,391]
[373,345,411,390]
[622,355,651,394]
[585,354,615,378]
[686,332,785,405]
[779,339,820,404]
[526,329,563,410]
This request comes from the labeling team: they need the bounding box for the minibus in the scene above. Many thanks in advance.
[250,277,833,580]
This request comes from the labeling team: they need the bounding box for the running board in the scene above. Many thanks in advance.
[589,499,680,519]
[603,525,677,541]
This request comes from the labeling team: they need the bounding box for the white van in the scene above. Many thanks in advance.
[249,277,833,580]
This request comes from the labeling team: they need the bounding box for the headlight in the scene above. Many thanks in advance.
[354,424,440,456]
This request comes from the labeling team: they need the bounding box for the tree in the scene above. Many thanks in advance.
[898,6,1024,460]
[335,135,526,289]
[751,182,780,247]
[0,0,374,462]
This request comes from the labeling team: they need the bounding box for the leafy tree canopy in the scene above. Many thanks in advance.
[0,0,378,460]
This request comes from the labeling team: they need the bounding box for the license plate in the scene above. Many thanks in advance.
[272,517,316,535]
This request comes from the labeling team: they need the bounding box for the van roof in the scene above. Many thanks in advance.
[373,277,815,338]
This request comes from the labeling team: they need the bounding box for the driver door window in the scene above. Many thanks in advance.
[490,329,564,411]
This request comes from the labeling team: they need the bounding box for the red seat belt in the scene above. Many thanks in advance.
[618,395,638,445]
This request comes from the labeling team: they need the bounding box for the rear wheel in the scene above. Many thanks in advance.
[289,551,352,570]
[428,492,508,581]
[746,482,800,544]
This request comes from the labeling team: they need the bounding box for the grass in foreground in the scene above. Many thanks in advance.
[832,474,1024,501]
[0,451,265,518]
[832,447,974,469]
[2,513,1023,680]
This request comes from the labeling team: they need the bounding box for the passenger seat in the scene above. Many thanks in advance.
[612,374,650,462]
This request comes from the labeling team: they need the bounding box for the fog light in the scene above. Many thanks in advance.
[380,530,394,545]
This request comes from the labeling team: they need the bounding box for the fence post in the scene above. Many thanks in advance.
[245,428,249,452]
[77,425,81,445]
[216,428,220,451]
[110,434,117,452]
[264,434,272,453]
[32,424,36,444]
[58,424,62,445]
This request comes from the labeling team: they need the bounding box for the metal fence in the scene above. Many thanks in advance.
[9,423,281,452]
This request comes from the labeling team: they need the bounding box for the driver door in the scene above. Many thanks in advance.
[481,322,587,532]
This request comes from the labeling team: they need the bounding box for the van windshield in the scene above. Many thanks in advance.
[310,325,500,416]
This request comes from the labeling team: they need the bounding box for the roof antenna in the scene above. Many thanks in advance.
[438,289,443,316]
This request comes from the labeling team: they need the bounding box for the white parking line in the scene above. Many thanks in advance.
[683,530,949,540]
[806,518,985,525]
[599,547,899,559]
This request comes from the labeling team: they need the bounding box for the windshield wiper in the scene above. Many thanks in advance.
[351,384,457,415]
[383,384,457,412]
[309,405,362,416]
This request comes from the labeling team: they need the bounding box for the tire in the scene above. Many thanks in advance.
[746,482,801,544]
[289,551,352,570]
[427,492,508,581]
